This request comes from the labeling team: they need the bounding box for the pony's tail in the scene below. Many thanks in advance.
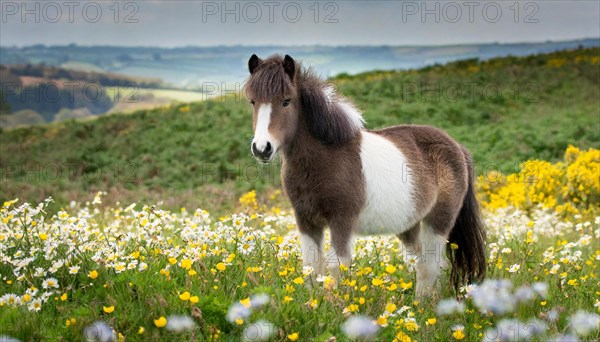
[447,149,487,291]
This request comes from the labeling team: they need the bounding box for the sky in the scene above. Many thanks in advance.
[1,0,599,47]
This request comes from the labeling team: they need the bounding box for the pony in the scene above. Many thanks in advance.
[244,54,486,296]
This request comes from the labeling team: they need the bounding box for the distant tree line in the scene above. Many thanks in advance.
[3,64,163,88]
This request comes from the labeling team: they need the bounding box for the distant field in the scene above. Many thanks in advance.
[60,61,105,73]
[105,87,207,114]
[0,64,170,127]
[136,88,207,103]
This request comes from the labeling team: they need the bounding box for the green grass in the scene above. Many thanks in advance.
[0,47,599,212]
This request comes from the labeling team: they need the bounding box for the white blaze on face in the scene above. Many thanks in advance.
[252,103,277,154]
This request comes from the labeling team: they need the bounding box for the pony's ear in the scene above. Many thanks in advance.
[301,86,356,145]
[248,54,262,74]
[282,55,295,80]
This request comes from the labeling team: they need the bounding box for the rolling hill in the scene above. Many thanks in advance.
[0,47,598,212]
[0,64,206,127]
[2,39,598,88]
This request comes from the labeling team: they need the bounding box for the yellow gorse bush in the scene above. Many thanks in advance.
[564,145,600,204]
[549,54,599,68]
[546,58,567,68]
[574,55,600,65]
[479,146,599,215]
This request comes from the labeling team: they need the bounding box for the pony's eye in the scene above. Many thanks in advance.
[249,100,255,105]
[282,99,291,107]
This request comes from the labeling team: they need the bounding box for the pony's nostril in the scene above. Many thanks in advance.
[252,141,273,161]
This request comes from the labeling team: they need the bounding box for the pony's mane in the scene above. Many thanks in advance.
[245,55,364,145]
[244,55,295,101]
[298,69,364,145]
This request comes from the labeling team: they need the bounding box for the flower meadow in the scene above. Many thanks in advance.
[1,147,599,341]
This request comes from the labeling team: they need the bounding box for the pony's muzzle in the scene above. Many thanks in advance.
[252,141,273,162]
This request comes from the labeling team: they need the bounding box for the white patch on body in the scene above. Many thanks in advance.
[252,103,277,152]
[357,131,417,235]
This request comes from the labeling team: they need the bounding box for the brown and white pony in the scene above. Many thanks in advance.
[244,54,486,296]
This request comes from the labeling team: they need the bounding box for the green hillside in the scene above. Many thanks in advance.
[1,47,599,212]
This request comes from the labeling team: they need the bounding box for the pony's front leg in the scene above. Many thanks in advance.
[326,216,356,279]
[298,225,325,277]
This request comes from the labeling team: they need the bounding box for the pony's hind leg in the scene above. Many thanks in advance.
[417,189,465,296]
[399,222,447,298]
[415,222,447,297]
[398,223,420,268]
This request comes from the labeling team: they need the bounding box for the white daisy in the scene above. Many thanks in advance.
[42,277,59,289]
